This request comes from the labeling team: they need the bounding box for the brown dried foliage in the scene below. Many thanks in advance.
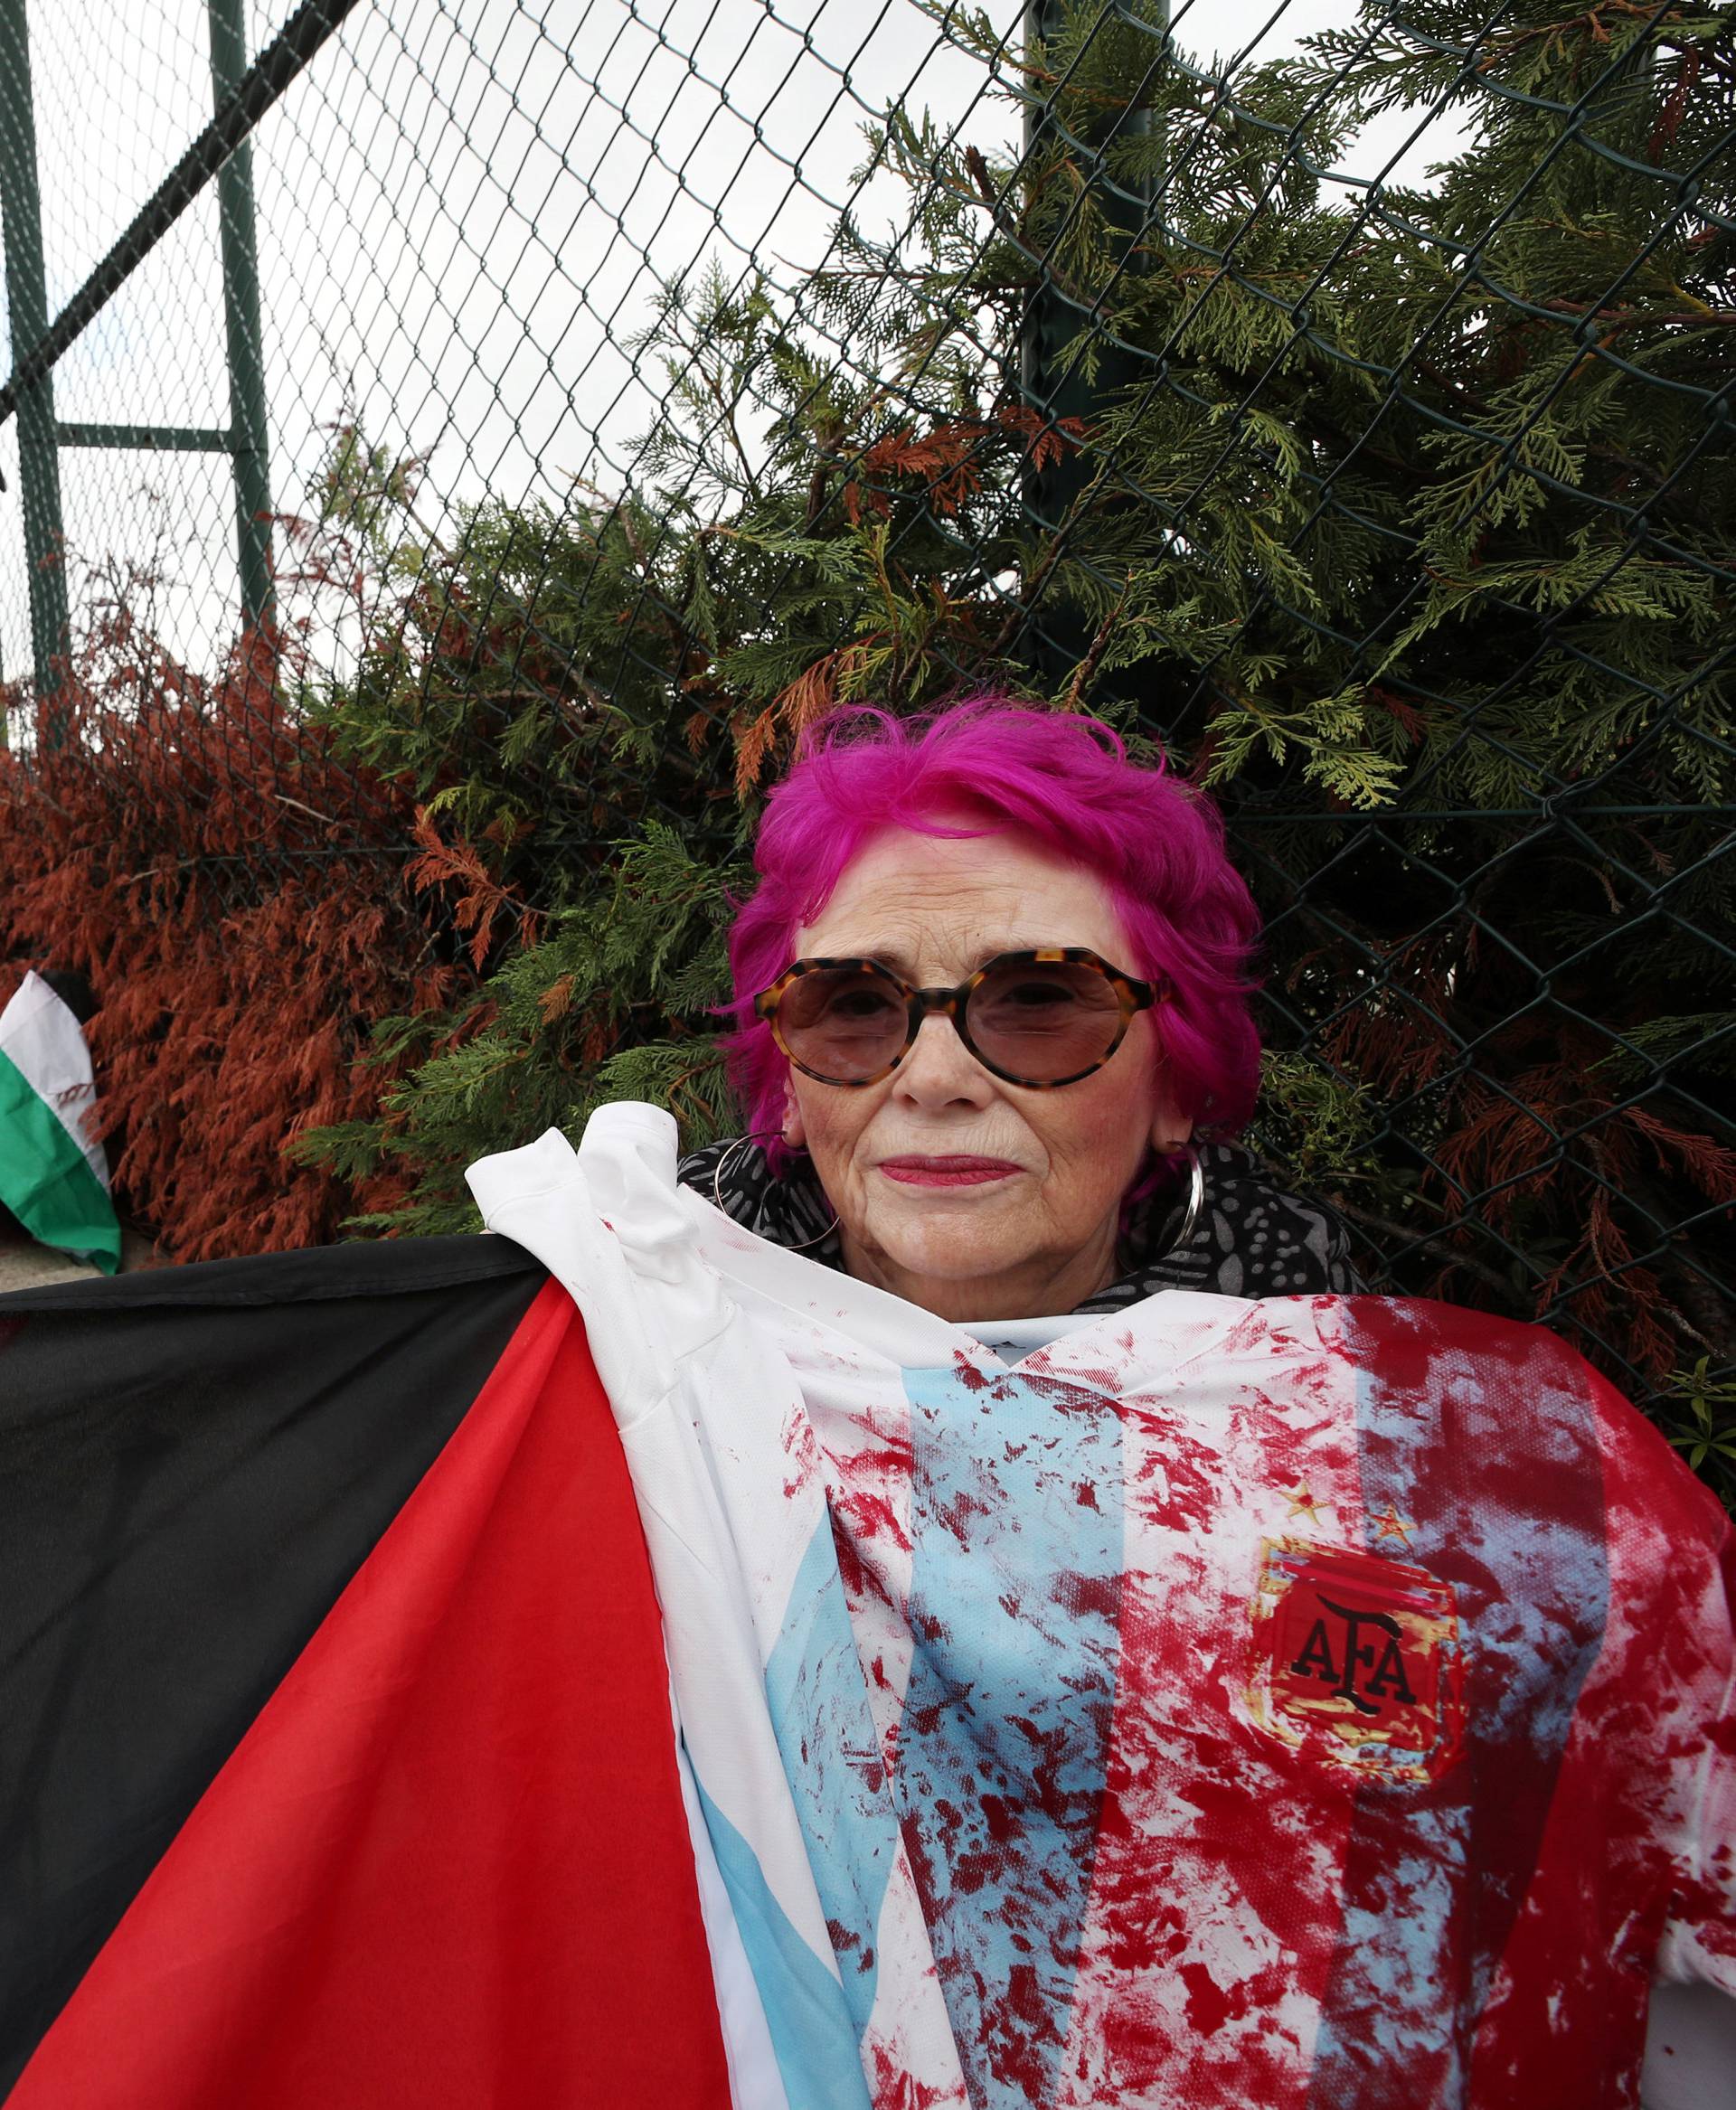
[1323,947,1734,1389]
[838,407,1085,523]
[0,624,460,1259]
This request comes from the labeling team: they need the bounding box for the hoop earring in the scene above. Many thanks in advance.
[711,1132,842,1255]
[1157,1143,1204,1262]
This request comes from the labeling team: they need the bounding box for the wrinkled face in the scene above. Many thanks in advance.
[781,826,1192,1323]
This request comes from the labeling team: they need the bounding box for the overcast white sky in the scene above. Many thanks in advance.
[0,0,1471,684]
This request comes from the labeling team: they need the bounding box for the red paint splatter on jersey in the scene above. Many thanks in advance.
[760,1285,1734,2109]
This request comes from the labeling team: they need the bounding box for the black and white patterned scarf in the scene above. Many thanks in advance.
[677,1136,1357,1308]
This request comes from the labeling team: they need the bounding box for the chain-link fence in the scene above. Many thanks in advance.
[1,0,1731,1470]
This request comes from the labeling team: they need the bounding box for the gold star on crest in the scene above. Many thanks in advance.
[1283,1482,1326,1527]
[1371,1503,1416,1548]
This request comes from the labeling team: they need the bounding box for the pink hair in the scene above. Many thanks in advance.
[724,699,1263,1158]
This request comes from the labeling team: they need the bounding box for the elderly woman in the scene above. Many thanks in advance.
[470,701,1733,2110]
[2,701,1729,2110]
[682,703,1347,1317]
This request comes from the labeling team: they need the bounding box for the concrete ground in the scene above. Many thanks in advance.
[0,1220,164,1293]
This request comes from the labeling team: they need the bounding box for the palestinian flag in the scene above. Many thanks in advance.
[0,972,119,1274]
[0,1239,732,2107]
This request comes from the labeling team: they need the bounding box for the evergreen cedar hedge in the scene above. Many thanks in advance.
[1,0,1731,1490]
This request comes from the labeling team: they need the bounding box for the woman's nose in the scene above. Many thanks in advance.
[892,1009,995,1107]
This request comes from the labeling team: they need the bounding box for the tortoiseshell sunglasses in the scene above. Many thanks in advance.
[753,947,1165,1090]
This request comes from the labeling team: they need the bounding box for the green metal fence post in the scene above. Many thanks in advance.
[0,0,70,704]
[208,0,274,630]
[1020,0,1162,674]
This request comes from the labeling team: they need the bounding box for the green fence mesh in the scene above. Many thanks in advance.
[1,0,1731,1471]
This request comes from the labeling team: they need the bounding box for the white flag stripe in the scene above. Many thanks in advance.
[0,973,109,1188]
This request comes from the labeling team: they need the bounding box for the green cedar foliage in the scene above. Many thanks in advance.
[297,0,1734,1480]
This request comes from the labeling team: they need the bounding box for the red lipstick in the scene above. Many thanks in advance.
[877,1155,1021,1188]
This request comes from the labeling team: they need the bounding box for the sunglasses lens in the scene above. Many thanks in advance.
[967,958,1125,1083]
[776,965,909,1082]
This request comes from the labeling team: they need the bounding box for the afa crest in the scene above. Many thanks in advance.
[1247,1537,1465,1783]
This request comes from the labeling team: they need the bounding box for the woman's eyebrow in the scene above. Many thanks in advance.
[811,939,1044,978]
[816,944,919,975]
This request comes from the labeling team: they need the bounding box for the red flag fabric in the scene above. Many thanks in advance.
[3,1264,731,2108]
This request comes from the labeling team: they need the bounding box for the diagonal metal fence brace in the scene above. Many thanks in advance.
[0,0,365,436]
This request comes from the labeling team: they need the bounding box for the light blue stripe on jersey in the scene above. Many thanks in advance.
[898,1361,1123,2110]
[763,1521,902,2038]
[690,1768,873,2110]
[1307,1306,1611,2105]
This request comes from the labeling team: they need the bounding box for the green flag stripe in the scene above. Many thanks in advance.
[0,1049,120,1273]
